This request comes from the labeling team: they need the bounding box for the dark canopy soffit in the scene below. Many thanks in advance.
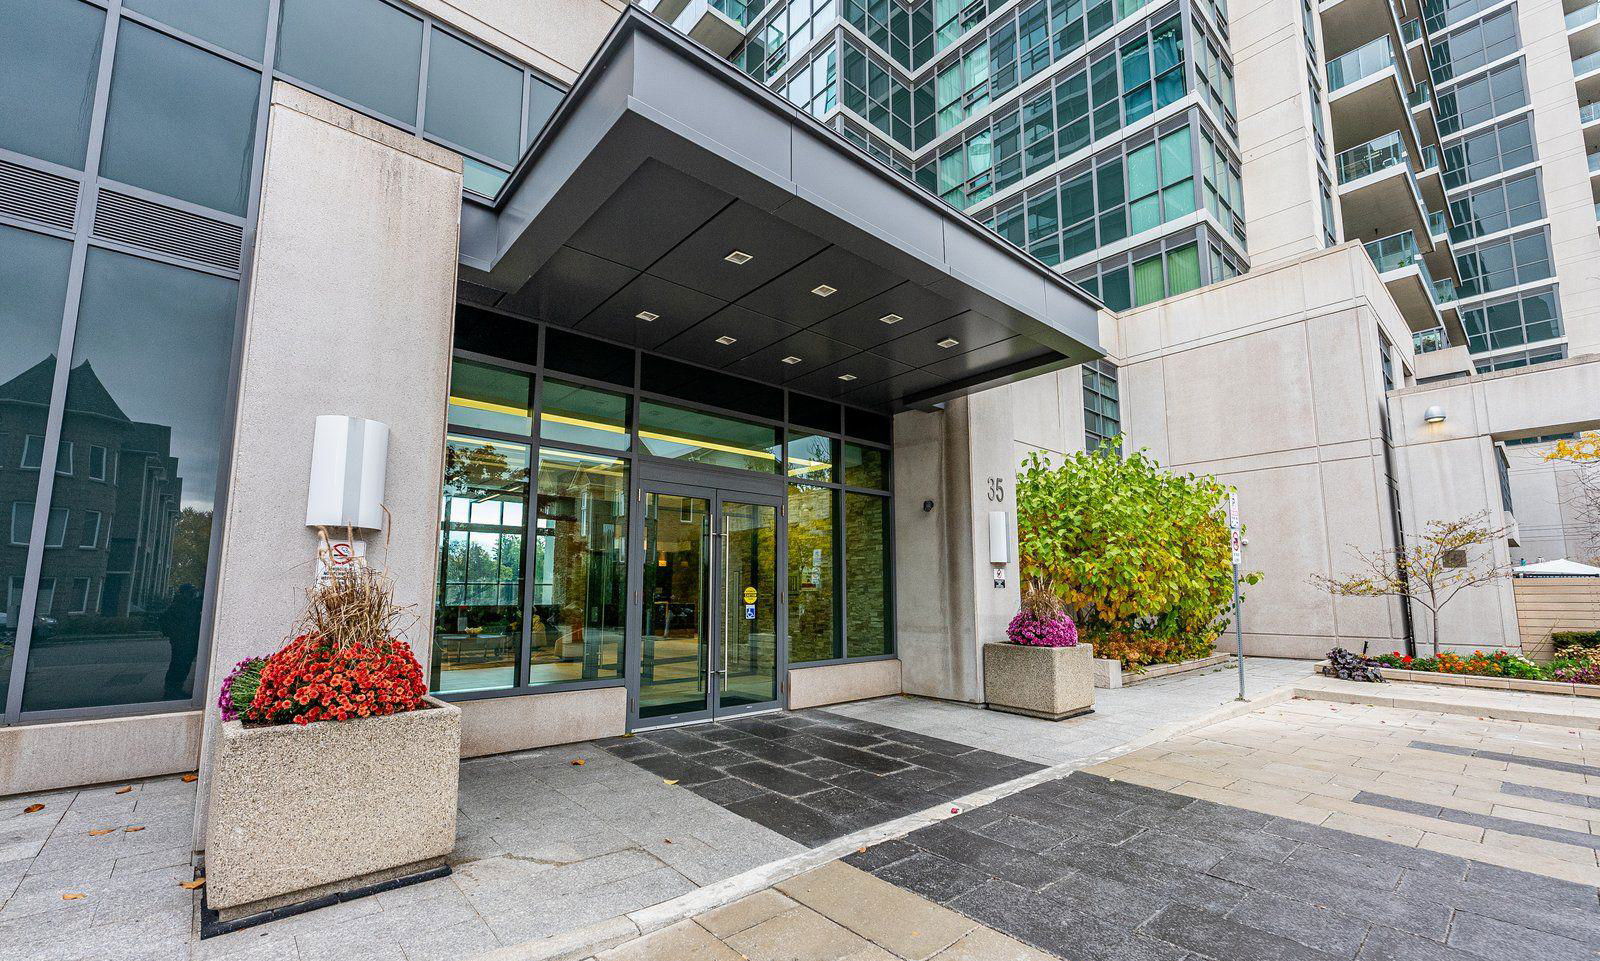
[457,8,1103,412]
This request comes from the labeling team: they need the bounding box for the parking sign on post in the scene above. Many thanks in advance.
[1227,491,1246,701]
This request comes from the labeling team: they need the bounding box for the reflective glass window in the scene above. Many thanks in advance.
[126,0,270,60]
[539,379,629,451]
[25,249,238,712]
[99,22,260,215]
[434,436,528,694]
[786,434,836,483]
[842,443,886,489]
[639,401,780,473]
[788,484,838,662]
[844,493,891,657]
[0,225,73,711]
[0,0,105,169]
[447,358,533,435]
[424,29,523,166]
[530,449,627,685]
[276,0,423,125]
[463,157,511,198]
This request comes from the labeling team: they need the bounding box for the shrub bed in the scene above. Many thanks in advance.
[1368,645,1600,684]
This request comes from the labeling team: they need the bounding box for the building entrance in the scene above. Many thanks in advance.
[629,469,786,729]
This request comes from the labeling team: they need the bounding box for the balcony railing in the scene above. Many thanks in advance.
[1590,150,1600,173]
[1432,277,1458,305]
[707,0,761,26]
[1428,209,1448,237]
[1584,101,1600,124]
[1576,50,1600,76]
[1420,144,1440,170]
[1409,82,1432,108]
[1568,3,1599,29]
[1328,36,1395,92]
[1365,229,1425,274]
[1414,328,1450,353]
[1402,18,1423,44]
[1336,131,1409,184]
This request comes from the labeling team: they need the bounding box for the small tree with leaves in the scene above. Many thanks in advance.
[1312,512,1512,658]
[1544,431,1600,564]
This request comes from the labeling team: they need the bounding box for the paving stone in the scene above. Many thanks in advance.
[722,762,828,797]
[843,838,920,872]
[1208,853,1452,940]
[1355,927,1482,961]
[724,793,850,847]
[927,925,1058,961]
[1224,891,1371,959]
[597,918,742,961]
[1460,861,1600,911]
[1445,912,1596,961]
[872,851,994,904]
[1278,845,1407,890]
[903,823,1074,891]
[949,879,1190,961]
[1395,872,1600,946]
[970,814,1077,851]
[1143,903,1346,961]
[1498,781,1600,810]
[722,906,895,961]
[776,862,976,960]
[695,889,797,939]
[1112,828,1231,873]
[693,777,769,806]
[1260,817,1469,880]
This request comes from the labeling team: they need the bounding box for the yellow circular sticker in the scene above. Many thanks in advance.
[742,586,757,604]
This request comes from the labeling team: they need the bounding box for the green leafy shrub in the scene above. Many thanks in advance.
[1016,442,1256,669]
[1551,631,1600,648]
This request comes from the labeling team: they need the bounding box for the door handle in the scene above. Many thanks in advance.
[722,525,731,682]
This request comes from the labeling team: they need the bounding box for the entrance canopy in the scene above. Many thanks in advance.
[458,8,1103,413]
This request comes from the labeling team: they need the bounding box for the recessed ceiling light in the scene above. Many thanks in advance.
[837,373,858,382]
[716,335,738,345]
[725,250,752,265]
[781,355,803,365]
[937,337,960,348]
[879,313,903,325]
[635,310,659,322]
[811,284,837,297]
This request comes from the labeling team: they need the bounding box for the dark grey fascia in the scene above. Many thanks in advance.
[459,8,1104,407]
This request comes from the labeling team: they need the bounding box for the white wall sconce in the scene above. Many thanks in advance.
[988,510,1009,564]
[1424,405,1447,424]
[306,415,389,529]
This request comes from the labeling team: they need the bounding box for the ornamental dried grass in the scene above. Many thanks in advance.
[295,525,418,653]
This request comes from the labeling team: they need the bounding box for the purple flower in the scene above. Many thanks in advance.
[217,656,265,721]
[1006,610,1079,647]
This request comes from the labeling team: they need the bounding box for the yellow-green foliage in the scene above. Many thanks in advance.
[1016,443,1253,647]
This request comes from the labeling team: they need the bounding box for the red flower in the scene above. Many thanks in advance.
[244,633,426,727]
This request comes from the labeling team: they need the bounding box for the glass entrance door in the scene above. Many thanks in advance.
[634,485,783,727]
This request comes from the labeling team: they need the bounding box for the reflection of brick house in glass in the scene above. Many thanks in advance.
[1,356,183,624]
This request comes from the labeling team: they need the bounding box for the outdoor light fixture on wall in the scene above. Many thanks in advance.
[306,415,389,530]
[1424,405,1447,424]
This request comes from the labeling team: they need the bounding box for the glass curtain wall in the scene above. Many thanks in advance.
[0,0,560,723]
[435,312,895,700]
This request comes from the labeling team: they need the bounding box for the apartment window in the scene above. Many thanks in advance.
[55,441,72,477]
[783,43,838,120]
[12,505,67,548]
[1442,116,1534,189]
[1319,172,1338,247]
[1428,7,1518,86]
[424,28,525,166]
[0,0,105,170]
[1454,228,1553,297]
[68,577,91,614]
[124,0,270,60]
[79,510,102,549]
[88,445,108,481]
[20,435,44,470]
[1194,22,1237,126]
[1082,359,1120,450]
[1423,0,1499,34]
[1475,344,1567,372]
[1461,286,1562,353]
[1447,171,1542,242]
[1437,61,1526,136]
[1200,126,1245,241]
[276,0,424,125]
[844,40,917,147]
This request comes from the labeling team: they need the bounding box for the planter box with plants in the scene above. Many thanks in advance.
[1321,644,1600,696]
[984,588,1095,720]
[204,539,461,921]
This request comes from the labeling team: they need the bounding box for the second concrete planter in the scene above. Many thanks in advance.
[983,642,1096,720]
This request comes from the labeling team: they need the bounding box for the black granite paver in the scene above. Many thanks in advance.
[1409,740,1600,777]
[846,771,1600,961]
[598,709,1042,846]
[1499,780,1600,810]
[1356,789,1600,851]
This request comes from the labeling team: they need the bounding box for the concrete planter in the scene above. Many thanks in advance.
[205,695,461,916]
[983,642,1095,720]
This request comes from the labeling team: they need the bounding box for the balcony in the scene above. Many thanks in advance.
[1414,327,1450,354]
[671,0,755,55]
[1427,209,1447,239]
[1336,132,1431,243]
[1365,230,1453,335]
[1402,18,1423,45]
[1571,3,1600,29]
[1328,36,1396,92]
[1577,51,1600,102]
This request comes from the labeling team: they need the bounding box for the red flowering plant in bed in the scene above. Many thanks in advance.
[233,530,428,727]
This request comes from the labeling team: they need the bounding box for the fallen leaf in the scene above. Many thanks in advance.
[950,807,960,814]
[856,847,867,854]
[22,804,43,814]
[61,893,85,901]
[619,733,635,739]
[663,839,673,845]
[180,878,206,890]
[662,779,678,786]
[570,759,585,766]
[123,826,145,833]
[87,829,114,837]
[114,786,132,795]
[181,774,198,783]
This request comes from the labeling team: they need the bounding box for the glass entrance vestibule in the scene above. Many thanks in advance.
[431,308,895,729]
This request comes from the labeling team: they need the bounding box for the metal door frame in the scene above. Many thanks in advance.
[626,466,787,730]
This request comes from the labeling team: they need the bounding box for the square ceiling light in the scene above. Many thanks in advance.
[724,250,752,265]
[879,313,903,325]
[811,284,837,297]
[715,335,738,345]
[635,310,659,321]
[937,337,960,348]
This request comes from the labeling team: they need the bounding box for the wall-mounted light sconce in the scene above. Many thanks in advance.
[988,511,1009,565]
[1424,405,1447,424]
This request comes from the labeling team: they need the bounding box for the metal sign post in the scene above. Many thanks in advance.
[1227,491,1246,702]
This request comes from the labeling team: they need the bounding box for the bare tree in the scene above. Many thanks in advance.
[1545,432,1600,563]
[1312,512,1513,658]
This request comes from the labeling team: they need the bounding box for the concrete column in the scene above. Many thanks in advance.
[194,83,463,844]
